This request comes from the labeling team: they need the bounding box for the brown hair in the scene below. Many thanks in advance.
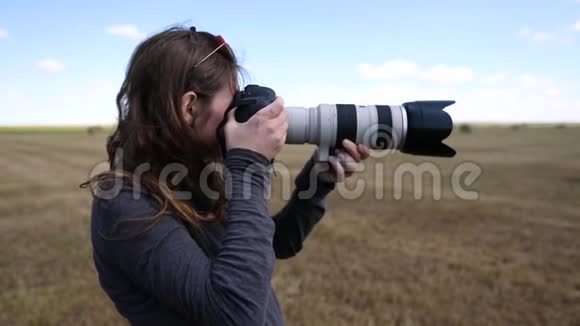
[81,25,244,233]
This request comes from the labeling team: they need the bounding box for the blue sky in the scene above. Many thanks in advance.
[1,0,579,125]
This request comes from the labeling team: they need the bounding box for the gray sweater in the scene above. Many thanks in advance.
[90,148,335,325]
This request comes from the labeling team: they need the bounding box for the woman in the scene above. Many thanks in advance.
[85,25,370,325]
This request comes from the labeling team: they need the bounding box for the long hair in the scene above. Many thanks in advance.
[81,25,244,233]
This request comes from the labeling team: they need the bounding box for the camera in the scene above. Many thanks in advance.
[218,84,456,161]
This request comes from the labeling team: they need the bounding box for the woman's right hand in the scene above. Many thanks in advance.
[224,96,288,161]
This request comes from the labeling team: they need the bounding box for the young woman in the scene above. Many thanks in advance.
[85,26,370,325]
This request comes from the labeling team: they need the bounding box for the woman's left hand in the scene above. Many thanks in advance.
[316,139,371,183]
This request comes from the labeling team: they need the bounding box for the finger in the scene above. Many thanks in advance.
[275,110,288,129]
[311,147,321,162]
[226,106,238,123]
[268,119,287,139]
[329,155,344,182]
[273,108,288,128]
[316,161,336,184]
[259,96,284,119]
[342,139,362,162]
[358,144,370,160]
[336,149,359,174]
[277,127,288,144]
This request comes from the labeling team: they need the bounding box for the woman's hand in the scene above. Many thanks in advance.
[225,96,288,160]
[316,139,371,183]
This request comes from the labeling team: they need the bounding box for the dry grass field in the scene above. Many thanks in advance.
[1,126,579,325]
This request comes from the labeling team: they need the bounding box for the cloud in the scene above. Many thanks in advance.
[357,60,474,84]
[0,28,8,39]
[518,74,561,97]
[5,90,19,98]
[483,72,507,82]
[289,83,458,108]
[36,59,65,72]
[0,89,19,98]
[574,21,580,32]
[357,60,420,79]
[518,26,575,44]
[421,65,475,84]
[544,88,561,97]
[518,74,552,88]
[105,24,145,40]
[452,87,578,122]
[519,27,555,42]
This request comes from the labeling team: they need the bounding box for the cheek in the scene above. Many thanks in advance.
[199,104,228,145]
[210,104,228,128]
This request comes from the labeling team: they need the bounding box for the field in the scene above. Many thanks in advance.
[1,126,579,325]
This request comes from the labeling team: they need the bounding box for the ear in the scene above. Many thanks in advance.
[180,91,198,125]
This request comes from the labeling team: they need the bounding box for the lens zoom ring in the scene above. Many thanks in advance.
[375,105,393,149]
[335,104,357,148]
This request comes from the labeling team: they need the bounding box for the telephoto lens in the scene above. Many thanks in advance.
[218,84,456,162]
[285,101,456,161]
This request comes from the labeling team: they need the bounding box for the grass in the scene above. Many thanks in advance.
[1,126,580,325]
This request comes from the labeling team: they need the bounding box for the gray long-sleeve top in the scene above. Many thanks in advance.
[90,148,335,325]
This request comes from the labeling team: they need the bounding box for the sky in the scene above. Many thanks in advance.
[0,0,579,126]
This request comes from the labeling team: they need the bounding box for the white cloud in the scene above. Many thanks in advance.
[519,74,543,87]
[289,83,458,108]
[357,60,474,84]
[0,28,8,39]
[518,74,553,88]
[5,90,19,98]
[0,89,19,98]
[519,27,555,42]
[105,24,145,40]
[483,72,507,82]
[573,21,580,31]
[517,27,575,44]
[531,32,553,42]
[544,88,561,97]
[36,58,65,72]
[421,65,475,84]
[518,74,561,97]
[357,60,420,79]
[452,87,578,122]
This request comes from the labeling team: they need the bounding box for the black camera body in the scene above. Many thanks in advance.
[216,85,277,158]
[231,85,277,123]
